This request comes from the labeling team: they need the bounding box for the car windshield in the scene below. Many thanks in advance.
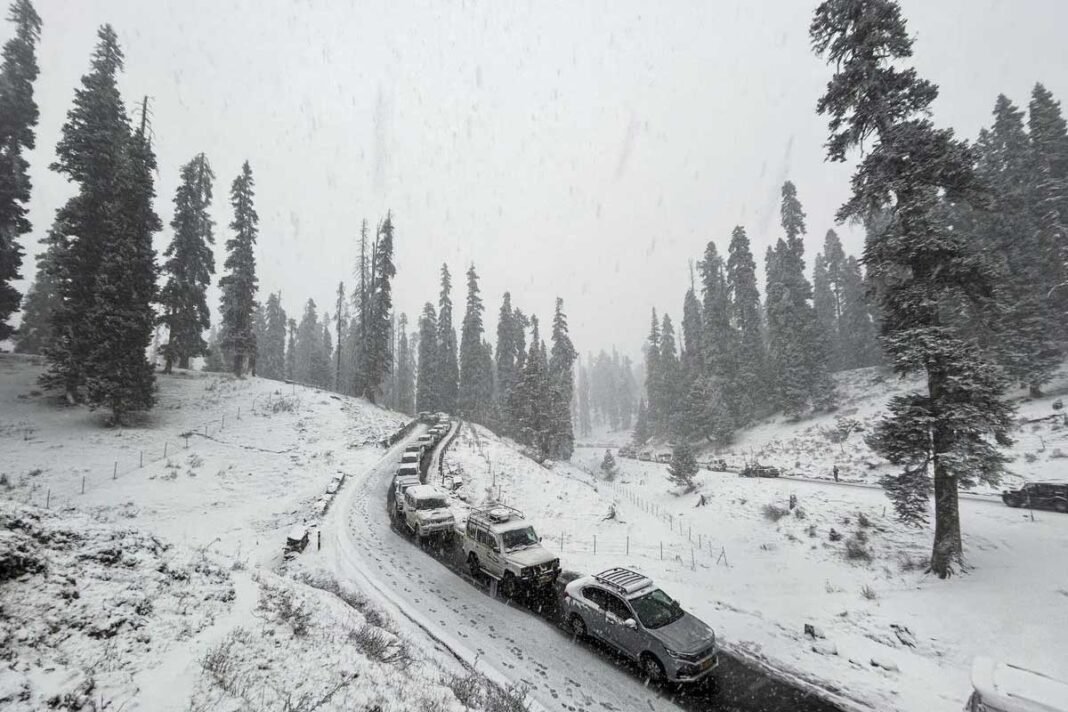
[416,497,448,510]
[501,526,539,550]
[629,589,684,629]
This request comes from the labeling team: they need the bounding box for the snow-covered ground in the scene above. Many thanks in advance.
[0,354,501,711]
[637,364,1068,493]
[442,420,1068,712]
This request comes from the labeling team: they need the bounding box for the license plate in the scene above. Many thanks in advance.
[700,656,715,671]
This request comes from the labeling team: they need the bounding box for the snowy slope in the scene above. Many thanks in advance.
[441,419,1068,712]
[0,354,502,711]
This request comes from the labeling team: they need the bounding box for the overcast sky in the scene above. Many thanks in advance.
[12,0,1068,361]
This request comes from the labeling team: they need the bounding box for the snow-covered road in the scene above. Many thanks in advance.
[323,425,850,712]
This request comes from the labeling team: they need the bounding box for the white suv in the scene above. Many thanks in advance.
[403,485,456,541]
[461,506,559,597]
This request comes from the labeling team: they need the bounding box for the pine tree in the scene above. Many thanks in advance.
[158,153,214,371]
[726,226,765,423]
[396,313,415,414]
[42,25,133,401]
[494,292,520,432]
[0,0,41,341]
[318,314,333,388]
[643,310,661,432]
[838,256,879,368]
[295,299,321,386]
[1028,83,1068,320]
[260,292,286,380]
[632,397,650,445]
[458,264,488,421]
[350,220,370,396]
[975,94,1060,394]
[362,214,396,402]
[14,240,58,354]
[667,442,698,492]
[813,0,1015,578]
[436,263,459,413]
[416,303,438,412]
[548,298,577,459]
[577,361,592,437]
[514,316,552,456]
[251,300,266,376]
[659,314,683,438]
[699,241,737,440]
[219,161,258,376]
[203,326,225,372]
[284,318,297,381]
[680,285,703,374]
[334,282,345,389]
[813,229,847,371]
[600,449,617,480]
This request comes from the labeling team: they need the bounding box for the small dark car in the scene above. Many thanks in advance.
[1001,482,1068,513]
[739,464,780,478]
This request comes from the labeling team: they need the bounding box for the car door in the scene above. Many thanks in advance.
[480,529,504,578]
[581,587,611,641]
[600,592,644,658]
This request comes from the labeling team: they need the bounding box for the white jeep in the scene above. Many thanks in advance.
[403,485,456,541]
[392,474,422,518]
[461,506,560,597]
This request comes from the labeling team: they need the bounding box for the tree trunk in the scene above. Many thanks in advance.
[178,355,190,370]
[233,353,244,377]
[929,365,963,578]
[163,356,173,374]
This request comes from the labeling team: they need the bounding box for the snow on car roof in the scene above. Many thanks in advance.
[972,657,1068,712]
[407,484,445,500]
[286,526,307,541]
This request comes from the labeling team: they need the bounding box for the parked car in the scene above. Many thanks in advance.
[461,505,560,597]
[637,451,654,462]
[1001,482,1068,513]
[396,462,420,480]
[284,526,309,558]
[703,458,728,471]
[391,474,422,518]
[618,445,637,459]
[400,450,420,465]
[655,452,673,464]
[966,656,1068,712]
[403,485,456,542]
[562,567,718,684]
[739,464,781,478]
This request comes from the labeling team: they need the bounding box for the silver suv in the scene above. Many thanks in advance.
[461,506,559,597]
[562,568,718,684]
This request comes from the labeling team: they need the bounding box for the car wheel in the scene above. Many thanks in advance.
[1054,500,1068,514]
[1004,496,1019,508]
[641,654,666,684]
[501,573,518,598]
[568,614,587,639]
[467,553,480,578]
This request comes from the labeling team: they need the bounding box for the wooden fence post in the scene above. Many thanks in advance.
[81,476,85,494]
[113,462,117,480]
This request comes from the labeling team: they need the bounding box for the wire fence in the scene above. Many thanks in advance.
[18,387,313,511]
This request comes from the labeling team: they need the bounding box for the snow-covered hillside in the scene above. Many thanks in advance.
[0,354,491,711]
[441,418,1068,712]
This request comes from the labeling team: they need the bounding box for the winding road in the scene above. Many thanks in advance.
[325,423,850,712]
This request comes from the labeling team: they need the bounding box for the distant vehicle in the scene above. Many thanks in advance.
[618,445,637,459]
[400,450,420,465]
[655,452,673,464]
[1001,482,1068,513]
[417,433,434,447]
[284,526,309,558]
[704,458,728,472]
[396,462,420,480]
[637,451,654,462]
[966,656,1068,712]
[418,411,435,423]
[562,567,718,684]
[403,485,456,542]
[392,475,422,518]
[739,464,781,478]
[461,505,560,597]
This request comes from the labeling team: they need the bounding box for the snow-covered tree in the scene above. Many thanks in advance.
[219,161,259,377]
[396,313,415,414]
[667,442,698,492]
[260,292,286,380]
[416,302,438,412]
[548,297,577,459]
[813,0,1015,577]
[0,0,41,341]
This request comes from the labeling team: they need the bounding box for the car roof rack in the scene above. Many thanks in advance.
[594,567,654,596]
[469,504,524,525]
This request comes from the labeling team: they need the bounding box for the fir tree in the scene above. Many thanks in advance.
[458,264,488,421]
[548,298,577,459]
[251,300,266,376]
[318,313,333,388]
[494,291,520,432]
[416,303,438,412]
[975,94,1060,394]
[632,397,650,445]
[813,0,1015,577]
[334,282,345,389]
[726,226,765,423]
[680,285,703,374]
[0,0,41,341]
[600,449,617,480]
[261,292,286,380]
[436,263,459,412]
[284,317,297,380]
[659,314,683,438]
[362,214,396,401]
[1028,83,1068,319]
[295,299,321,386]
[643,310,661,432]
[203,326,225,372]
[219,161,258,377]
[577,361,592,437]
[667,442,698,492]
[14,239,58,354]
[158,153,214,371]
[396,313,415,414]
[838,256,879,369]
[514,316,550,456]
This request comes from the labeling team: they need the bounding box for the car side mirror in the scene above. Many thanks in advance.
[624,618,638,630]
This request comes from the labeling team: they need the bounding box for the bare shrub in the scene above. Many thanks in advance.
[806,524,817,538]
[856,511,872,528]
[270,396,298,414]
[1024,452,1038,463]
[1050,448,1066,459]
[349,624,412,668]
[444,671,484,708]
[845,533,872,563]
[201,629,247,691]
[861,584,878,600]
[483,680,532,712]
[257,584,312,637]
[899,554,929,572]
[793,507,806,520]
[0,473,10,489]
[762,503,789,522]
